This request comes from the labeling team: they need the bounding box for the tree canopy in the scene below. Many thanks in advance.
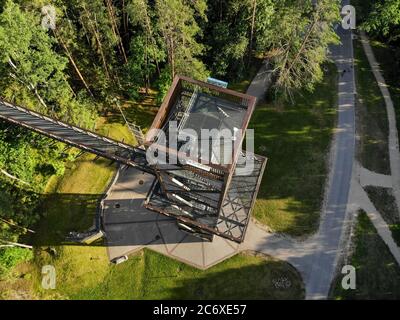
[362,0,400,42]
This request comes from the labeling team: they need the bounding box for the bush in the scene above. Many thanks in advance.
[0,246,33,277]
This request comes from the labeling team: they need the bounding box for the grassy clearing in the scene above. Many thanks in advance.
[96,119,137,146]
[365,187,400,247]
[330,211,400,300]
[96,94,159,146]
[0,153,116,300]
[103,94,158,134]
[33,249,304,300]
[34,155,116,245]
[354,39,390,174]
[365,187,399,225]
[369,40,400,149]
[250,63,337,236]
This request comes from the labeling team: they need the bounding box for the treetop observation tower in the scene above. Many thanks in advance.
[144,76,267,243]
[0,75,267,244]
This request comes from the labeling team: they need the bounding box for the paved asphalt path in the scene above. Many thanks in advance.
[301,8,356,299]
[246,60,273,102]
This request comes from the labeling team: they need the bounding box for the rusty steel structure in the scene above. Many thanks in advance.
[143,76,267,243]
[0,75,267,243]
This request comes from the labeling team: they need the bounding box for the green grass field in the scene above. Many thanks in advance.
[370,41,400,142]
[365,186,400,247]
[354,39,390,174]
[32,249,304,300]
[330,211,400,300]
[250,64,337,236]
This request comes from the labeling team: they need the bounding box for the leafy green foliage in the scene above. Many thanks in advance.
[155,66,173,104]
[262,0,340,100]
[363,0,400,42]
[0,127,69,188]
[205,0,275,80]
[0,0,96,128]
[0,123,73,245]
[155,0,209,80]
[126,0,165,96]
[0,246,33,277]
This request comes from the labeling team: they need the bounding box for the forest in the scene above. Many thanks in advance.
[1,0,397,277]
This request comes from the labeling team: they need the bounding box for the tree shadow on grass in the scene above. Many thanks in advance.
[246,63,338,237]
[103,99,158,130]
[71,250,305,300]
[250,102,335,235]
[141,256,305,300]
[32,193,102,247]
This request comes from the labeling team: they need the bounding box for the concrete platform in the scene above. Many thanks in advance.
[103,166,240,269]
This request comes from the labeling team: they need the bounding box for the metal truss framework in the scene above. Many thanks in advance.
[144,76,267,243]
[145,152,266,243]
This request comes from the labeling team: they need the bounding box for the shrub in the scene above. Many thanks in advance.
[0,246,33,277]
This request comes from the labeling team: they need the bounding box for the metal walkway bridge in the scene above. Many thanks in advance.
[0,99,150,172]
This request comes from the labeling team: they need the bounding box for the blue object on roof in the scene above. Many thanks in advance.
[207,77,228,89]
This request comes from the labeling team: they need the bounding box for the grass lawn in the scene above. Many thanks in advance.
[354,39,390,174]
[32,249,304,300]
[365,187,400,247]
[250,63,337,236]
[369,41,400,144]
[330,211,400,300]
[102,94,159,135]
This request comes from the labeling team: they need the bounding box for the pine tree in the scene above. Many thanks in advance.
[126,0,165,95]
[155,0,208,80]
[363,0,400,42]
[52,3,94,97]
[0,0,96,127]
[262,0,340,100]
[205,0,274,79]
